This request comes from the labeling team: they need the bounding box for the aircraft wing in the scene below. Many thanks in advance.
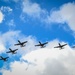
[62,44,67,47]
[6,51,11,53]
[22,41,27,44]
[14,43,20,45]
[0,56,3,59]
[54,46,60,48]
[35,44,41,46]
[5,57,9,59]
[14,49,18,51]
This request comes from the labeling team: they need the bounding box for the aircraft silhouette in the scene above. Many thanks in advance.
[6,48,18,54]
[35,41,48,48]
[14,40,27,47]
[54,43,67,49]
[0,56,9,61]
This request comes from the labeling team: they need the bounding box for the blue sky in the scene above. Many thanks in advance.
[0,0,75,75]
[0,0,74,43]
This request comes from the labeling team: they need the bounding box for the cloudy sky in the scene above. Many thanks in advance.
[0,0,75,75]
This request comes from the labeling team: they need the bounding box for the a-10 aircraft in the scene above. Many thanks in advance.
[14,40,28,47]
[35,41,48,48]
[54,43,67,49]
[0,56,9,61]
[6,48,18,54]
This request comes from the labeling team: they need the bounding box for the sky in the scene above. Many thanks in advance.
[0,0,75,75]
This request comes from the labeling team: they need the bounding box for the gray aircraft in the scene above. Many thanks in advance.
[54,43,67,49]
[6,48,18,54]
[35,41,48,48]
[0,56,9,61]
[14,40,27,47]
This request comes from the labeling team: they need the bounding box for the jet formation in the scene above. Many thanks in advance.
[1,39,75,62]
[0,40,28,62]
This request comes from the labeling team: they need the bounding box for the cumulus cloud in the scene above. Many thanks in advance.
[47,2,75,31]
[1,38,75,75]
[0,31,21,53]
[0,43,6,53]
[0,30,74,75]
[0,10,4,23]
[0,30,38,55]
[21,1,75,32]
[6,19,16,28]
[1,6,13,12]
[0,31,21,46]
[0,6,12,24]
[21,0,47,19]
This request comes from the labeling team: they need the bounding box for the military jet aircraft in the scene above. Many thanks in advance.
[0,56,9,61]
[6,48,18,54]
[14,40,27,47]
[35,41,48,48]
[54,43,67,49]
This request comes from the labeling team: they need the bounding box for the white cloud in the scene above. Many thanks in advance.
[0,30,75,75]
[0,31,20,45]
[0,43,6,53]
[47,2,75,31]
[1,6,13,12]
[22,0,47,19]
[0,10,4,23]
[1,39,75,75]
[6,19,16,28]
[21,1,75,32]
[0,30,38,56]
[0,31,21,54]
